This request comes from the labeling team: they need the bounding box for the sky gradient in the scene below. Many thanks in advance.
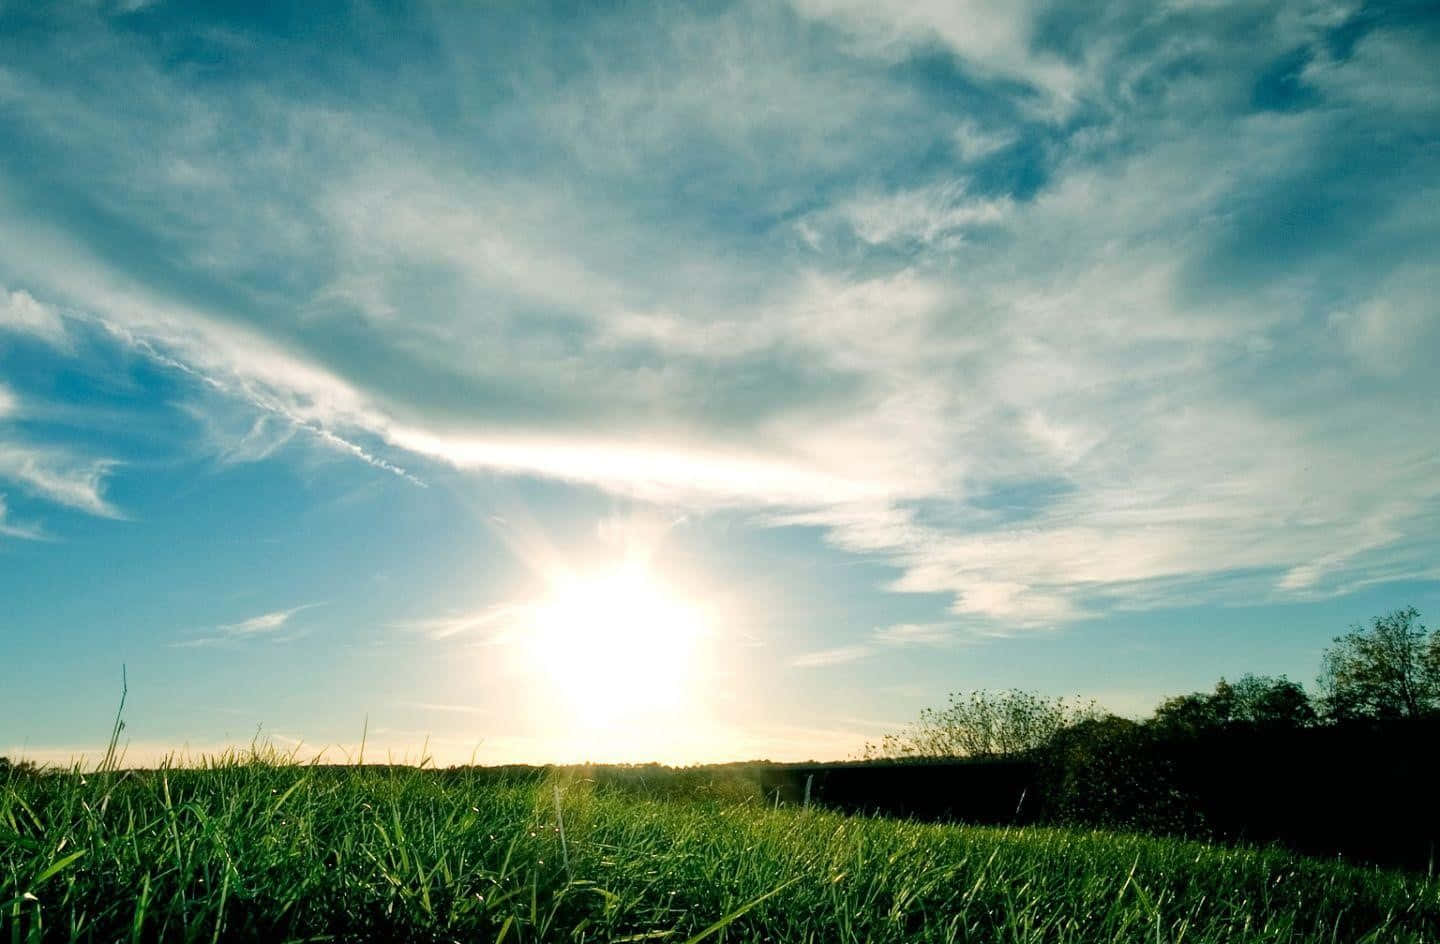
[3,0,1439,766]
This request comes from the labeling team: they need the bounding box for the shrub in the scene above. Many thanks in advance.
[861,690,1099,760]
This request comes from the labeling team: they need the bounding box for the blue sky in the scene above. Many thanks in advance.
[2,0,1438,766]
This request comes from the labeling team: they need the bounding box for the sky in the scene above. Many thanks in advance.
[2,0,1438,767]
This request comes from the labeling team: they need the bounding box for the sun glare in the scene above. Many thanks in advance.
[526,566,708,726]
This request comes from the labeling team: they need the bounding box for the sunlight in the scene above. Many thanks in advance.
[525,565,708,726]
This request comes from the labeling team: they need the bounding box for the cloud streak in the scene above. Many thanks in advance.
[174,603,325,647]
[0,284,66,344]
[0,444,121,519]
[0,494,42,540]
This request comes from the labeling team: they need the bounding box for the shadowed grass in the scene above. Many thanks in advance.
[3,750,1438,942]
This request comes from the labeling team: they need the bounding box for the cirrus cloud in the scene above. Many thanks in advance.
[0,0,1436,637]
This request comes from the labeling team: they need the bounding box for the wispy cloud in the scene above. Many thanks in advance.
[0,494,43,540]
[1,1,1436,636]
[0,445,121,519]
[398,701,491,715]
[174,603,324,647]
[218,604,321,636]
[394,603,529,643]
[176,402,297,466]
[791,645,873,668]
[814,181,1012,250]
[793,622,965,669]
[0,284,66,345]
[871,623,956,647]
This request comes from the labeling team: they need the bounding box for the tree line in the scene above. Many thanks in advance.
[865,606,1440,762]
[851,607,1440,855]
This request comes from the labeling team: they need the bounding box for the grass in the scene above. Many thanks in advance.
[3,752,1438,943]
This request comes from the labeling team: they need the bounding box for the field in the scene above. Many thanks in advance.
[3,758,1438,943]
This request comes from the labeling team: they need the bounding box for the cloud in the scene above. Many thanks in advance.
[0,387,113,530]
[793,622,967,669]
[0,284,65,344]
[791,645,874,668]
[387,427,888,509]
[0,444,121,519]
[1,1,1437,634]
[1327,263,1440,376]
[399,701,491,715]
[0,494,43,540]
[1301,27,1440,118]
[174,603,324,647]
[871,622,955,646]
[217,605,317,636]
[176,402,297,466]
[786,0,1080,105]
[835,183,1012,249]
[394,603,529,642]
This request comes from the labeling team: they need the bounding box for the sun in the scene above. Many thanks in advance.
[525,565,708,725]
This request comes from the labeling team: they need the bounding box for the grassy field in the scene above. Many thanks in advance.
[3,757,1438,943]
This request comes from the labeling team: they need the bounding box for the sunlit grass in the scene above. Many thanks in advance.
[3,750,1437,942]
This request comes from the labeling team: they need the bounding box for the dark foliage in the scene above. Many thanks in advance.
[0,756,38,779]
[1153,675,1316,736]
[1318,607,1440,720]
[1033,715,1202,833]
[831,607,1440,870]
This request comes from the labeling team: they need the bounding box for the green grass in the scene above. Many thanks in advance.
[3,755,1437,943]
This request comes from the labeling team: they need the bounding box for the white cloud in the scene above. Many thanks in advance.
[952,119,1015,162]
[177,402,297,466]
[872,622,955,646]
[1328,263,1440,375]
[0,444,120,518]
[174,603,324,647]
[0,1,1436,637]
[791,645,873,668]
[217,606,314,636]
[786,0,1079,106]
[387,426,889,509]
[1302,28,1440,118]
[821,181,1012,248]
[0,383,15,418]
[0,284,65,343]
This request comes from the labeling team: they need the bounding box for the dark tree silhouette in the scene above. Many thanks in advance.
[1318,607,1440,720]
[1150,675,1314,737]
[0,756,37,777]
[1227,675,1315,727]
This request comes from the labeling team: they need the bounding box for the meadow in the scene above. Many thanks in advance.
[3,755,1438,943]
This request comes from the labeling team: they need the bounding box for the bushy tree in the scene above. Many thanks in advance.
[1318,607,1440,720]
[1151,675,1314,736]
[862,690,1099,760]
[1228,674,1315,727]
[1151,684,1234,737]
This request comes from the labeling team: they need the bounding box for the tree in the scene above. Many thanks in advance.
[1318,607,1440,721]
[1151,682,1235,737]
[862,690,1099,760]
[1150,675,1314,736]
[1228,674,1315,728]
